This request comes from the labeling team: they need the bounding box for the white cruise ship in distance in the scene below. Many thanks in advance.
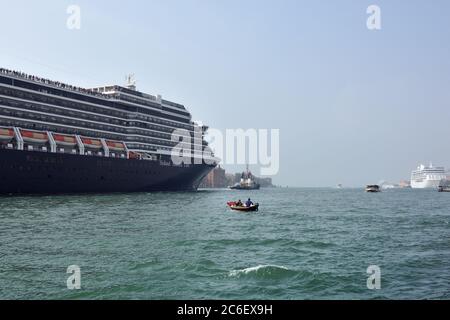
[410,163,447,189]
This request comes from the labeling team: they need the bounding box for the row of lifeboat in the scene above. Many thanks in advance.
[0,128,126,152]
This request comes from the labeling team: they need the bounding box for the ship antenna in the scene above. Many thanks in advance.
[125,74,136,91]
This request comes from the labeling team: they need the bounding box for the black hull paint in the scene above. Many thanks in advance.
[0,149,214,194]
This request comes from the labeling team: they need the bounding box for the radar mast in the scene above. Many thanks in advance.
[125,74,136,91]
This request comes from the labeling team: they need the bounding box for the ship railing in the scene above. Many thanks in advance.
[0,68,110,100]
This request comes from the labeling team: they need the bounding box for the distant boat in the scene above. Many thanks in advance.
[229,165,260,190]
[365,185,381,193]
[438,179,450,192]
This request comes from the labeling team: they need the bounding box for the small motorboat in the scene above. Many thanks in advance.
[365,185,381,193]
[227,201,259,212]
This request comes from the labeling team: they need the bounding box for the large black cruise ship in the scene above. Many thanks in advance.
[0,68,217,194]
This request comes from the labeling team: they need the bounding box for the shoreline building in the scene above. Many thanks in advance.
[199,166,227,188]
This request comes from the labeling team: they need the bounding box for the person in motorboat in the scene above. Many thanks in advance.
[245,198,254,207]
[236,199,243,207]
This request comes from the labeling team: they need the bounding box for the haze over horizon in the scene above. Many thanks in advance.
[1,0,449,187]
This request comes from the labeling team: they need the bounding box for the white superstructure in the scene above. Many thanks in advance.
[410,163,447,189]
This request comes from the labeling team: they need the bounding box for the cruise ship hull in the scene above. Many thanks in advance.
[410,180,442,189]
[0,149,214,194]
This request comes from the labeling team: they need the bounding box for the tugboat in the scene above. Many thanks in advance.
[229,165,260,190]
[365,185,381,193]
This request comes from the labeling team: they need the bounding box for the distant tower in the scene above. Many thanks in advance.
[125,74,136,91]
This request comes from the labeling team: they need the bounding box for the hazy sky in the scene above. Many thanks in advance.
[1,0,450,187]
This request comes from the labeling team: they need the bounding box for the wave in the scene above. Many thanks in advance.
[228,265,295,279]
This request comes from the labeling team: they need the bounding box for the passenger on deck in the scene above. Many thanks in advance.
[236,199,243,206]
[245,198,253,207]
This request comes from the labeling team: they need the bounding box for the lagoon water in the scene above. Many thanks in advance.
[0,188,449,299]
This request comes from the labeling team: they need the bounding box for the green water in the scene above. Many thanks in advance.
[0,188,449,299]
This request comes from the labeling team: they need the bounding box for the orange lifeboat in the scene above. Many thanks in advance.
[0,127,14,142]
[20,129,48,144]
[106,140,126,151]
[53,134,77,146]
[129,151,142,160]
[81,137,102,149]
